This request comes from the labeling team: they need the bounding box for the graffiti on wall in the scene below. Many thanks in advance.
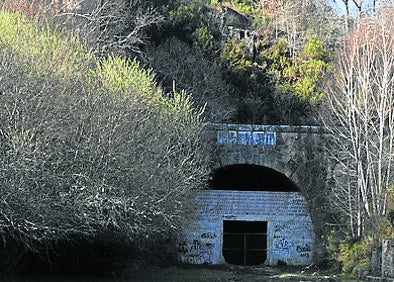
[217,130,276,146]
[178,232,217,264]
[296,244,311,258]
[275,238,289,250]
[271,222,313,262]
[181,190,315,265]
[272,223,291,260]
[273,224,290,250]
[201,232,217,239]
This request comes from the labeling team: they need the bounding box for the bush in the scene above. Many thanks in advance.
[147,37,236,121]
[0,11,209,275]
[0,9,93,78]
[337,237,373,273]
[323,214,394,274]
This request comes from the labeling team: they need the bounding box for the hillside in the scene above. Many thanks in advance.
[2,0,339,125]
[142,0,339,125]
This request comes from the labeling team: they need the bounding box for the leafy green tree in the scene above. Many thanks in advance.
[194,24,214,51]
[293,35,330,103]
[272,35,331,104]
[220,38,253,71]
[260,35,330,122]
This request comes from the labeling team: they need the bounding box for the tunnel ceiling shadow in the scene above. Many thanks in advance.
[209,164,299,192]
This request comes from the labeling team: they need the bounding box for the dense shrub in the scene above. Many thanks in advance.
[0,10,209,275]
[324,215,394,274]
[337,238,373,273]
[147,37,236,121]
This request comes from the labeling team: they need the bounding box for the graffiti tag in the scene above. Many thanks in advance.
[296,244,311,253]
[178,239,215,264]
[300,253,310,258]
[296,244,311,258]
[274,238,289,249]
[201,232,217,239]
[178,242,188,253]
[273,224,284,239]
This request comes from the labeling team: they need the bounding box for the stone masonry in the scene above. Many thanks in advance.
[382,239,394,278]
[177,124,328,265]
[207,123,328,252]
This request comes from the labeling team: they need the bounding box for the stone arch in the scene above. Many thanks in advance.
[207,123,328,263]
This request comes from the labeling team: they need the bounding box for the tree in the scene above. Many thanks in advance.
[91,0,164,56]
[259,0,342,57]
[336,0,351,32]
[351,0,364,19]
[0,11,209,273]
[322,7,394,238]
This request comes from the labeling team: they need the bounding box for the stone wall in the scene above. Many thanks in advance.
[178,190,314,266]
[371,246,381,274]
[382,239,394,278]
[206,123,328,262]
[208,124,325,189]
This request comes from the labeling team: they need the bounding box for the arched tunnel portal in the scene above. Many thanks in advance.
[177,124,324,266]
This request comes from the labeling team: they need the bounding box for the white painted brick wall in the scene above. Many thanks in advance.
[178,190,314,266]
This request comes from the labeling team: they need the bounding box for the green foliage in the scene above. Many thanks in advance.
[209,0,221,5]
[292,35,330,103]
[169,3,197,24]
[302,35,330,61]
[324,214,394,274]
[194,24,214,51]
[0,10,93,79]
[388,209,394,227]
[262,35,330,104]
[223,0,260,16]
[151,1,332,124]
[94,55,159,97]
[294,58,328,104]
[324,229,373,273]
[165,1,221,53]
[337,238,373,273]
[387,184,394,201]
[220,38,252,72]
[261,38,292,79]
[164,88,195,118]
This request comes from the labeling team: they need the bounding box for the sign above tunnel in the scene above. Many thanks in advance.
[217,130,276,146]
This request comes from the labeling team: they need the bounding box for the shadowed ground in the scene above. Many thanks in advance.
[2,264,361,281]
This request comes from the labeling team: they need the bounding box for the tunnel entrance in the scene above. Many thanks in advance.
[222,221,267,265]
[209,164,299,192]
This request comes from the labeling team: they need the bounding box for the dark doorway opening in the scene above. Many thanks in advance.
[222,221,267,265]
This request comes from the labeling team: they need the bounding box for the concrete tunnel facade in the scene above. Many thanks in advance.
[177,164,315,266]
